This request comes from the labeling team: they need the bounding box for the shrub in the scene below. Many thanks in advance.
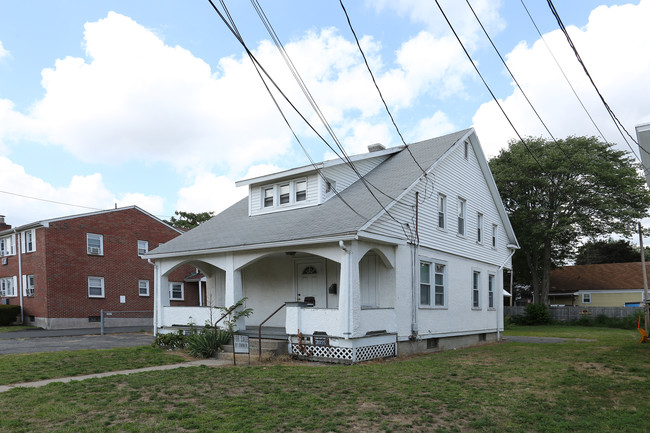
[152,329,187,350]
[186,327,232,358]
[523,303,551,325]
[0,304,21,326]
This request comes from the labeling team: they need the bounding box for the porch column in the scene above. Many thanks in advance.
[155,261,170,333]
[224,254,244,331]
[339,241,361,339]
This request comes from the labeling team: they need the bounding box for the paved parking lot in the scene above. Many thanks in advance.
[0,327,154,354]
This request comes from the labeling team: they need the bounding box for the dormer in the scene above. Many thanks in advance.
[236,144,401,217]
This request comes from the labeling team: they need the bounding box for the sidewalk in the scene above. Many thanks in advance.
[0,358,231,393]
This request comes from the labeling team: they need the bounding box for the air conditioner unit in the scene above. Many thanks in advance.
[1,257,7,265]
[26,288,34,297]
[88,247,101,255]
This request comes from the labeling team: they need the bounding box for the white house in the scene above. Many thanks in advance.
[145,128,519,363]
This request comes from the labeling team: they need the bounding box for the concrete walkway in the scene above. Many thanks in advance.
[0,358,231,393]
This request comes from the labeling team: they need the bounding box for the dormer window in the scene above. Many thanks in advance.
[296,180,307,202]
[279,183,290,204]
[263,187,274,208]
[261,178,308,210]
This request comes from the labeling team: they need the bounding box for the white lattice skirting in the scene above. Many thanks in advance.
[291,342,396,363]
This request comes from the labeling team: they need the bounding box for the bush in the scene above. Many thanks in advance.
[0,304,21,326]
[569,310,643,330]
[523,304,551,325]
[186,327,232,358]
[152,329,187,350]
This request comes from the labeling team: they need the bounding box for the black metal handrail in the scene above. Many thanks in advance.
[213,303,240,331]
[258,303,286,359]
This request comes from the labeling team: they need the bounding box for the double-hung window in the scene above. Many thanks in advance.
[458,198,466,236]
[87,233,103,255]
[477,213,483,243]
[138,240,149,256]
[492,224,498,248]
[438,194,446,229]
[472,271,481,308]
[488,274,495,308]
[88,276,104,298]
[262,179,309,209]
[295,180,307,202]
[0,277,16,297]
[279,183,290,204]
[420,261,446,307]
[582,293,591,304]
[23,275,35,297]
[139,280,150,297]
[23,229,36,253]
[263,187,274,207]
[170,282,184,301]
[0,235,15,256]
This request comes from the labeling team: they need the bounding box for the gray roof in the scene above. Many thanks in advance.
[149,129,472,257]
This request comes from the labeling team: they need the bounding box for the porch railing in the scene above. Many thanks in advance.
[258,303,286,359]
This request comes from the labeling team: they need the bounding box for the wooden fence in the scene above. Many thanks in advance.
[504,306,643,322]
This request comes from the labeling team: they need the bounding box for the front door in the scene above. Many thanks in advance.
[296,260,325,308]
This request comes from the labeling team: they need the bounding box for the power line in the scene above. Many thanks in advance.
[0,190,104,211]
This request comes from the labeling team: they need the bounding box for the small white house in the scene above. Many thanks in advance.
[146,128,519,363]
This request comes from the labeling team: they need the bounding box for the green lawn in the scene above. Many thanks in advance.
[0,325,38,333]
[1,326,648,432]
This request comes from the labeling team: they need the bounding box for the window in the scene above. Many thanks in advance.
[457,198,466,236]
[170,282,184,301]
[488,274,495,308]
[295,180,307,202]
[138,240,149,256]
[23,275,35,297]
[263,187,274,207]
[88,276,104,298]
[360,253,378,308]
[582,293,591,304]
[472,271,481,308]
[325,179,336,194]
[23,229,36,253]
[492,224,498,248]
[464,140,469,159]
[87,233,103,255]
[139,280,150,297]
[438,194,446,229]
[420,261,446,307]
[0,277,16,297]
[0,235,15,256]
[477,213,483,243]
[279,183,290,204]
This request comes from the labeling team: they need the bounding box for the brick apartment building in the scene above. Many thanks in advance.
[0,206,202,329]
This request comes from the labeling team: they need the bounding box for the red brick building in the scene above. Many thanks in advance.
[0,206,201,329]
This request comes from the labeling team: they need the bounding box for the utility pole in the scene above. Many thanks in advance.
[638,222,649,334]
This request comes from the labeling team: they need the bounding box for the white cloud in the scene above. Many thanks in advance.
[175,172,247,215]
[410,111,456,143]
[472,0,650,158]
[0,41,8,60]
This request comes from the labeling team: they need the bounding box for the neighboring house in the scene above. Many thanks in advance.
[145,129,519,363]
[550,263,648,307]
[0,206,196,329]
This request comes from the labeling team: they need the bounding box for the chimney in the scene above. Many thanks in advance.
[0,215,10,231]
[367,143,386,153]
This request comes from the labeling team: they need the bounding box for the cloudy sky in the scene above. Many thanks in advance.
[0,0,648,227]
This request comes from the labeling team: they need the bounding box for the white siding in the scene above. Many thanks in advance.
[320,155,390,202]
[249,173,319,216]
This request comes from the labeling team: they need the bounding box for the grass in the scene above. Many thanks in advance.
[0,326,648,432]
[0,325,39,333]
[0,346,187,385]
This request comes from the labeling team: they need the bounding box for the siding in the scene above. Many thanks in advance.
[320,155,390,202]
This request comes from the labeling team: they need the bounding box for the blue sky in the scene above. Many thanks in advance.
[0,0,648,227]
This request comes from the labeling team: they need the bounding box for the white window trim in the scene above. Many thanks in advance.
[437,194,446,230]
[260,178,309,210]
[169,282,184,301]
[22,229,36,253]
[472,270,481,309]
[488,273,496,310]
[138,280,150,297]
[88,276,105,298]
[22,275,35,297]
[477,213,484,244]
[137,240,149,256]
[492,224,498,249]
[0,276,17,297]
[582,293,591,304]
[87,233,104,255]
[419,258,448,309]
[0,234,16,256]
[457,198,466,237]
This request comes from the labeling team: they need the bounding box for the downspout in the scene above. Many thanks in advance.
[339,240,351,340]
[148,259,157,336]
[15,230,23,324]
[497,248,516,341]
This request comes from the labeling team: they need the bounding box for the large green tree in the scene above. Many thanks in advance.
[489,136,650,304]
[164,210,215,229]
[575,238,650,265]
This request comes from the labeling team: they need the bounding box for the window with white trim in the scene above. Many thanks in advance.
[472,271,481,308]
[170,282,184,301]
[0,276,16,297]
[88,276,104,298]
[139,280,150,297]
[279,183,290,204]
[438,194,446,229]
[457,198,466,236]
[261,178,309,209]
[488,274,495,308]
[137,240,149,256]
[263,187,274,208]
[582,293,591,304]
[492,224,498,248]
[420,261,446,307]
[87,233,103,255]
[477,213,484,243]
[295,180,307,202]
[464,140,469,159]
[23,229,36,253]
[0,235,15,256]
[23,275,35,297]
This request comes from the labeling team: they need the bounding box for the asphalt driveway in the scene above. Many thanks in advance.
[0,327,154,354]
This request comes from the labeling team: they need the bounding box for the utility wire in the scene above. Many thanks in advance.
[0,190,103,211]
[433,0,546,173]
[546,0,641,159]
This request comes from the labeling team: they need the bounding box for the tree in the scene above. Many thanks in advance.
[164,210,214,229]
[575,238,650,265]
[489,136,650,305]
